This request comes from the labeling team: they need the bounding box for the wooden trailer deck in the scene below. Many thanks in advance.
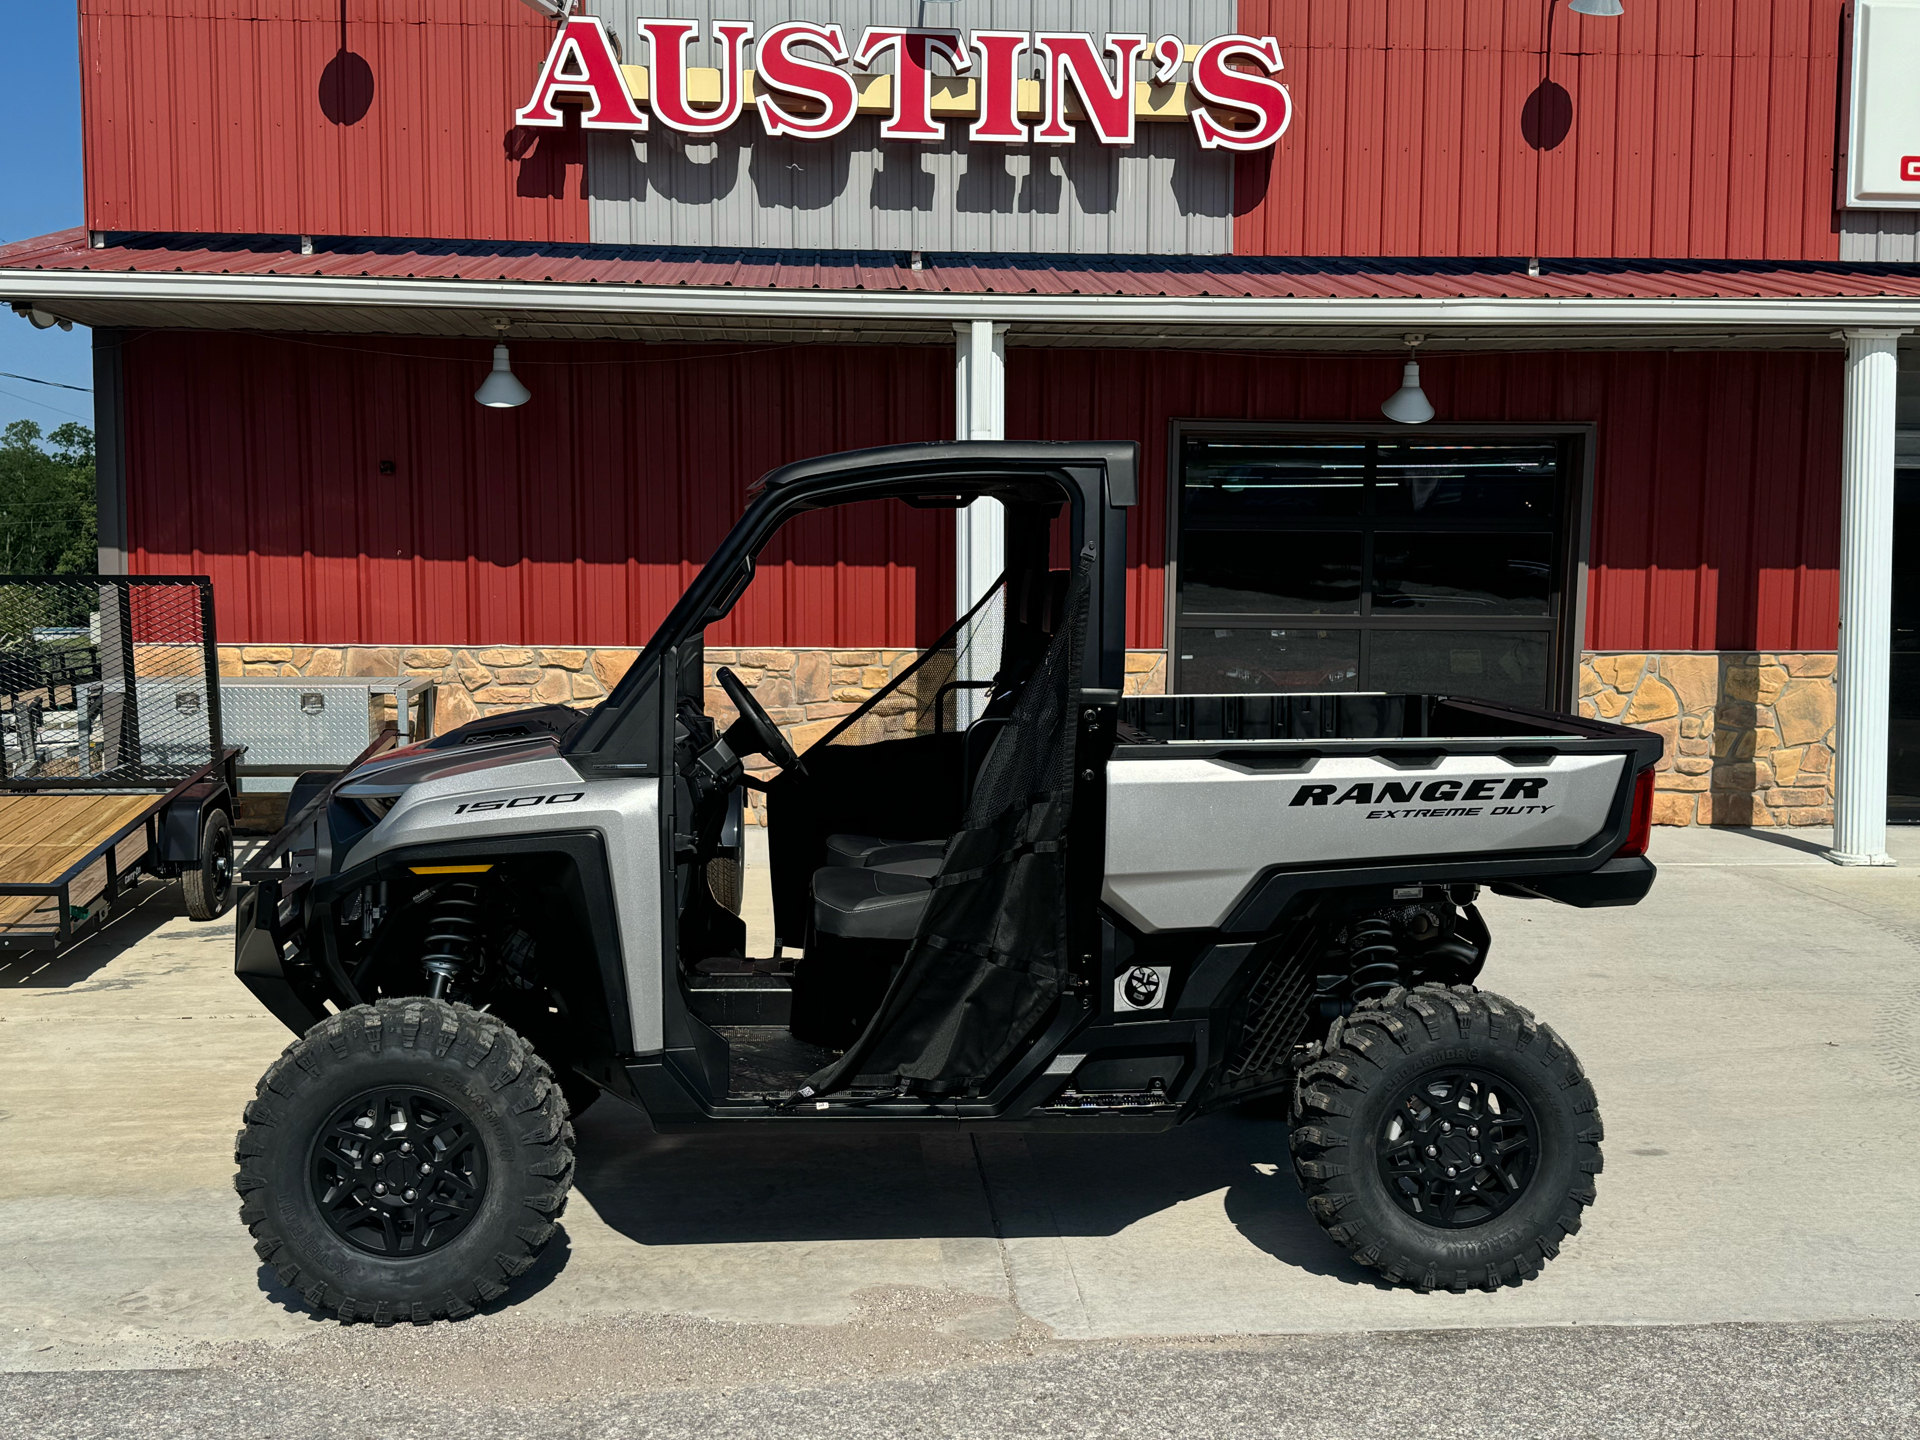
[0,793,160,934]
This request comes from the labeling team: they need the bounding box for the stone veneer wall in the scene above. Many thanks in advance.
[1578,652,1837,826]
[223,644,1831,827]
[219,645,1171,825]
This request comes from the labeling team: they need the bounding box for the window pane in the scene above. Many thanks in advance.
[1177,627,1360,692]
[1376,443,1558,522]
[1183,440,1367,521]
[1372,531,1554,615]
[1182,531,1362,614]
[1367,630,1551,706]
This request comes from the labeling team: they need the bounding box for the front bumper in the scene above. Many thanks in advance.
[234,881,330,1035]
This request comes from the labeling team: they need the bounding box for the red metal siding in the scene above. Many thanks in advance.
[122,333,952,646]
[78,1,1853,261]
[1233,0,1845,262]
[1005,347,1842,654]
[80,0,587,242]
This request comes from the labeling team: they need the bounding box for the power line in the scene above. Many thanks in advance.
[0,385,91,422]
[0,372,92,393]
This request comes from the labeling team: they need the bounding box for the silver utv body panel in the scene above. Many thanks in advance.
[1102,750,1626,933]
[330,741,668,1052]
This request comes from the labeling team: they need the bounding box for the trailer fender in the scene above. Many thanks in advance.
[159,780,233,868]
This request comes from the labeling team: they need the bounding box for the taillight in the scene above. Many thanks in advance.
[1615,767,1656,857]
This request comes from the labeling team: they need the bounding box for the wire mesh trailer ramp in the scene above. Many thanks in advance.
[0,576,240,950]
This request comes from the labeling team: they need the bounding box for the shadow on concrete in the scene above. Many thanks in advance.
[0,880,197,990]
[571,1101,1381,1288]
[1715,827,1835,859]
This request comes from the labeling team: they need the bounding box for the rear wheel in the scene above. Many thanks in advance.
[1289,983,1602,1292]
[234,998,573,1321]
[182,808,234,920]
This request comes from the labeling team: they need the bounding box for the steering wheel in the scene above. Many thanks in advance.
[715,666,805,775]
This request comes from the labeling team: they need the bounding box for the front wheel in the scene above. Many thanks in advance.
[1289,983,1602,1292]
[234,998,574,1321]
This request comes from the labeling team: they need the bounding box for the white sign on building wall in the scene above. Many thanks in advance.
[1846,0,1920,209]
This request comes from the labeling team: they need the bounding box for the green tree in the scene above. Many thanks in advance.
[0,420,96,575]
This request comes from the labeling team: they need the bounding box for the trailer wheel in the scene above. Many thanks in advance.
[182,808,234,921]
[233,998,574,1322]
[1289,983,1603,1292]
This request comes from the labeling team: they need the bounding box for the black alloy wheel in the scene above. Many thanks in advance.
[1290,983,1603,1292]
[1376,1066,1539,1228]
[235,998,574,1322]
[310,1087,490,1256]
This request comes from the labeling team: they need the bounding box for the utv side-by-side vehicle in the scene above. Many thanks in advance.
[231,442,1661,1320]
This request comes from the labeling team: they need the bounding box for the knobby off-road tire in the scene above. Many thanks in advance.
[181,808,234,921]
[234,998,574,1322]
[1290,983,1603,1293]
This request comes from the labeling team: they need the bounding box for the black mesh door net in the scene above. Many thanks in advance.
[798,554,1090,1098]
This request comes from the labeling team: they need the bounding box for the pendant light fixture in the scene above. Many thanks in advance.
[1380,334,1435,425]
[1568,0,1625,15]
[474,319,531,409]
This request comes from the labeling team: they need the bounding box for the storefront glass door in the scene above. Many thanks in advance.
[1171,431,1581,707]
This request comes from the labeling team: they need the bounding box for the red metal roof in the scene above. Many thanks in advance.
[3,229,1912,303]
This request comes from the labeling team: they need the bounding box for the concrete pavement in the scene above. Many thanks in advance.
[0,824,1914,1434]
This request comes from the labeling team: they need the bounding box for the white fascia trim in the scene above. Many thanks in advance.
[1,267,1914,330]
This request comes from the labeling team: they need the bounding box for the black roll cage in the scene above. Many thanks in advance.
[564,441,1139,774]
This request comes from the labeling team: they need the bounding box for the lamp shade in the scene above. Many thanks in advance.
[475,343,531,408]
[1380,359,1435,424]
[1569,0,1624,15]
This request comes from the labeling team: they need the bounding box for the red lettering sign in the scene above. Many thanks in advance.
[755,22,859,140]
[968,31,1030,144]
[1903,155,1921,183]
[1151,35,1184,84]
[515,15,651,131]
[1036,32,1147,146]
[514,18,1296,153]
[1189,35,1292,151]
[641,18,753,135]
[855,28,969,142]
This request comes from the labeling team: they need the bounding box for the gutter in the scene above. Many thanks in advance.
[1,267,1913,333]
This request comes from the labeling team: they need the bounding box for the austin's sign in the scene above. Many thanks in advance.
[518,17,1292,152]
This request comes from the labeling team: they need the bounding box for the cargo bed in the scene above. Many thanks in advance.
[1107,690,1665,933]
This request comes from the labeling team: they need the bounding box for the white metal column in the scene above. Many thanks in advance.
[954,319,1007,605]
[953,321,1006,725]
[1827,328,1904,866]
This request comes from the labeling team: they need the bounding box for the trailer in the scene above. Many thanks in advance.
[0,576,241,950]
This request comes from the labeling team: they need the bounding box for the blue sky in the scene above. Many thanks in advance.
[1,4,93,432]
